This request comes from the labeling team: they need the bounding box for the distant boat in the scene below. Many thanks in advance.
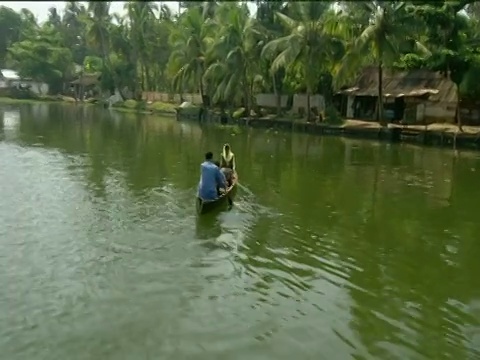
[196,171,238,215]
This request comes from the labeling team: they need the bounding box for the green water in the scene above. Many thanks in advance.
[1,103,479,359]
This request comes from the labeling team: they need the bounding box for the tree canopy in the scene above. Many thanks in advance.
[1,1,480,121]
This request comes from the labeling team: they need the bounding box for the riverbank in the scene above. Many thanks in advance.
[2,96,477,150]
[233,117,480,150]
[0,95,78,105]
[170,104,480,151]
[0,96,177,117]
[111,99,176,116]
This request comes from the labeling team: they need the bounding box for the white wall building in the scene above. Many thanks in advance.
[0,69,49,95]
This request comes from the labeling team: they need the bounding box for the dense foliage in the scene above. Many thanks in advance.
[1,1,480,121]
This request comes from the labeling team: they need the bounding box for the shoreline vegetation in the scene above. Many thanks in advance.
[2,1,480,149]
[111,99,177,115]
[0,96,177,115]
[1,95,480,151]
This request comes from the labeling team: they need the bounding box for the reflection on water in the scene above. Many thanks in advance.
[195,213,222,240]
[0,109,20,141]
[0,102,480,359]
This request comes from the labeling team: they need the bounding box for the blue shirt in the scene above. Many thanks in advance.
[198,161,226,200]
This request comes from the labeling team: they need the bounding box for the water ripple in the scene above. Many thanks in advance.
[2,108,480,360]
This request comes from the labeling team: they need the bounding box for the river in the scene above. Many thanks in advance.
[1,103,480,359]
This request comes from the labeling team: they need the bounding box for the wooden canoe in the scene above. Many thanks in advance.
[196,172,238,215]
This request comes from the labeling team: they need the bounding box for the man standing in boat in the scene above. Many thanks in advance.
[198,151,226,200]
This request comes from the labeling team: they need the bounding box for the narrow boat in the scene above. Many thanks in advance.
[196,172,238,215]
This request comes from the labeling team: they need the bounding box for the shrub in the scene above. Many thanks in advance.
[123,99,137,108]
[148,101,176,113]
[324,104,344,125]
[8,87,38,100]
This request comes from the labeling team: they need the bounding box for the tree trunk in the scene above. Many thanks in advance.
[244,85,250,118]
[199,69,206,108]
[273,72,281,116]
[130,43,139,99]
[199,81,205,108]
[377,61,385,126]
[455,83,463,132]
[98,26,126,100]
[145,64,152,91]
[307,89,311,122]
[154,68,160,91]
[243,66,250,117]
[140,62,145,92]
[250,81,255,116]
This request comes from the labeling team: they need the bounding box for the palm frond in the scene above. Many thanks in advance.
[275,12,297,31]
[261,35,293,59]
[271,40,302,73]
[414,41,432,57]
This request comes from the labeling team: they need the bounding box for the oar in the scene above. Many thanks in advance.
[235,182,255,197]
[236,182,249,193]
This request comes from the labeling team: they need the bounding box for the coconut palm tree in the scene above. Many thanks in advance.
[125,1,158,94]
[334,1,429,126]
[86,2,111,78]
[168,6,213,101]
[62,1,88,65]
[148,9,173,91]
[203,3,265,115]
[255,1,290,115]
[47,7,62,30]
[261,2,343,121]
[86,1,130,99]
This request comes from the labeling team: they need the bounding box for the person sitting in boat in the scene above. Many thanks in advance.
[220,167,233,187]
[213,160,234,188]
[213,160,230,189]
[198,151,226,200]
[220,143,236,171]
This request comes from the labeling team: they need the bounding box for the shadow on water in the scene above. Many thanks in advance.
[2,102,480,359]
[195,212,222,240]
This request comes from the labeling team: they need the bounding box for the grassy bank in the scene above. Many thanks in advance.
[0,96,179,118]
[0,95,78,105]
[112,100,179,116]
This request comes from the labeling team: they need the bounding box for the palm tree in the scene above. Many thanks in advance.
[256,1,289,115]
[47,7,62,30]
[86,1,126,99]
[334,1,428,126]
[86,2,111,75]
[18,8,37,34]
[261,2,342,121]
[159,3,173,21]
[203,3,265,115]
[148,8,173,91]
[108,14,136,94]
[168,6,213,102]
[62,1,88,65]
[412,0,477,131]
[125,1,158,95]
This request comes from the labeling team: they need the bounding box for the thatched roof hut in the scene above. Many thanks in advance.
[70,72,101,87]
[337,67,457,103]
